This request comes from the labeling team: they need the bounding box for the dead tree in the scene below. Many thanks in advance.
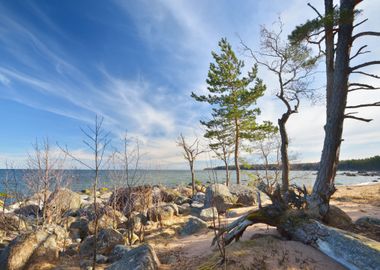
[60,115,110,270]
[213,1,380,268]
[241,18,318,193]
[24,138,66,226]
[177,134,206,196]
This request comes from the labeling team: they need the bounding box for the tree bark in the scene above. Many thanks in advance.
[325,0,335,117]
[234,118,240,185]
[311,0,355,216]
[190,162,195,196]
[224,159,230,186]
[278,113,290,193]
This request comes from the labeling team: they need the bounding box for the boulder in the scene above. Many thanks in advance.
[45,188,81,222]
[180,217,208,236]
[0,213,28,231]
[106,244,160,270]
[177,187,193,198]
[192,192,206,203]
[0,227,66,270]
[14,204,40,217]
[69,218,89,240]
[355,216,380,227]
[108,245,132,263]
[174,195,191,205]
[147,204,178,222]
[80,228,124,257]
[178,203,191,215]
[204,184,237,213]
[229,184,256,206]
[324,205,353,230]
[200,207,218,221]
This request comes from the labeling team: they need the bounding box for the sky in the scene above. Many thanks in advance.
[0,0,379,169]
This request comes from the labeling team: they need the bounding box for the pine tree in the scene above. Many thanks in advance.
[192,38,274,184]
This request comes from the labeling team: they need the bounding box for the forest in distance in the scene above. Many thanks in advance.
[206,155,380,172]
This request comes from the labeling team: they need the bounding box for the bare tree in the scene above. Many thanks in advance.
[60,115,110,270]
[241,18,318,193]
[24,138,66,226]
[177,134,206,196]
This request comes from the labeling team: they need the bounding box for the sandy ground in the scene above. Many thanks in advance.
[153,183,380,270]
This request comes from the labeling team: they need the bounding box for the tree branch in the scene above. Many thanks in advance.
[350,61,380,71]
[352,31,380,41]
[346,101,380,109]
[351,71,380,79]
[344,115,372,122]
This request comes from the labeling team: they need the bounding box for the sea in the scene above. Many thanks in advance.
[0,169,379,195]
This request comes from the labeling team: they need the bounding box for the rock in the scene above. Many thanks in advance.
[69,218,89,240]
[180,217,208,236]
[324,205,353,229]
[108,186,153,216]
[106,244,160,270]
[355,216,380,227]
[0,213,28,231]
[108,245,131,263]
[80,228,124,257]
[45,188,82,222]
[178,203,191,215]
[14,204,40,217]
[96,254,108,264]
[174,195,191,205]
[147,204,178,222]
[85,205,127,234]
[177,187,193,198]
[0,228,65,270]
[200,207,218,221]
[229,184,256,206]
[160,187,180,203]
[192,192,206,203]
[204,184,237,213]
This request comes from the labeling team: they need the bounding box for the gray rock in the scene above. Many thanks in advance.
[96,254,108,264]
[204,184,237,213]
[229,184,256,206]
[200,207,218,221]
[174,195,191,205]
[192,192,206,203]
[178,203,191,215]
[69,218,89,240]
[14,204,40,217]
[106,244,160,270]
[108,244,132,263]
[147,203,177,222]
[180,217,208,236]
[355,216,380,227]
[80,228,124,257]
[45,188,82,222]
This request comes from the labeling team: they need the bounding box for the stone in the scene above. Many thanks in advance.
[229,184,257,206]
[324,205,353,230]
[69,218,89,240]
[108,245,131,263]
[14,204,40,217]
[45,188,82,223]
[0,228,65,270]
[147,204,177,222]
[80,228,124,257]
[192,192,206,203]
[96,254,108,264]
[106,244,160,270]
[178,203,191,215]
[0,213,28,231]
[355,216,380,227]
[200,207,218,221]
[180,217,208,236]
[174,195,191,205]
[204,184,237,213]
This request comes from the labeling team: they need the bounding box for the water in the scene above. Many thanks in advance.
[0,169,378,194]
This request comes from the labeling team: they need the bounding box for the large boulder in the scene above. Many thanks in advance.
[80,228,124,257]
[229,184,256,206]
[45,188,81,222]
[106,244,160,270]
[355,216,380,227]
[324,205,352,230]
[200,207,218,221]
[204,184,237,213]
[192,192,206,203]
[147,203,178,222]
[0,226,67,270]
[180,217,208,236]
[14,204,40,218]
[0,213,28,232]
[69,218,89,240]
[108,245,132,263]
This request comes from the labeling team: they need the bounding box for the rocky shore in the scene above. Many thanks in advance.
[0,182,379,269]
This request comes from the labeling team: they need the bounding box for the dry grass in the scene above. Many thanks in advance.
[332,184,380,206]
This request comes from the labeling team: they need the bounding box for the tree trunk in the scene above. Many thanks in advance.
[278,113,290,193]
[224,159,230,186]
[311,0,355,217]
[234,118,240,185]
[325,0,335,117]
[217,206,380,270]
[190,162,195,196]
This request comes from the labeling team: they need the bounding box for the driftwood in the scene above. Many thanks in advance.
[213,205,380,270]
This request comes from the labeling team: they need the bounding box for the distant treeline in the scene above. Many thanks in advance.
[205,155,380,172]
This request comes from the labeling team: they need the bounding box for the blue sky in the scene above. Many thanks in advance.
[0,0,379,169]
